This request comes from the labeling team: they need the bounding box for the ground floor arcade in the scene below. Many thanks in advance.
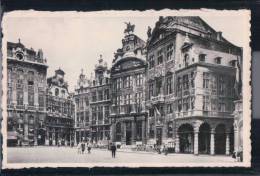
[45,126,73,146]
[175,118,234,155]
[111,115,147,146]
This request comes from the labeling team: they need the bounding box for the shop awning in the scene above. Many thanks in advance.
[7,131,18,140]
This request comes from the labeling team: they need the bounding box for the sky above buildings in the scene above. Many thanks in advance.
[4,10,249,93]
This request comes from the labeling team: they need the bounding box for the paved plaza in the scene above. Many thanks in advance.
[7,146,237,164]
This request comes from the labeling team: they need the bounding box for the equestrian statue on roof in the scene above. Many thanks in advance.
[124,22,135,35]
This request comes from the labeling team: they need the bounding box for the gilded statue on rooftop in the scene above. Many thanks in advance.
[124,22,135,35]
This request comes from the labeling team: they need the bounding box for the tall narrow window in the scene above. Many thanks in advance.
[149,83,154,98]
[104,89,109,100]
[98,90,103,101]
[16,69,24,106]
[183,97,189,111]
[136,74,143,86]
[203,72,210,89]
[177,77,182,92]
[191,72,195,88]
[183,75,189,90]
[203,96,210,111]
[98,106,103,121]
[92,91,97,102]
[191,97,195,109]
[167,104,173,114]
[167,122,173,138]
[157,49,163,65]
[149,55,155,69]
[219,75,225,95]
[92,107,97,123]
[199,54,206,62]
[166,76,173,94]
[38,89,45,108]
[178,99,182,112]
[166,43,173,61]
[184,54,189,67]
[156,79,162,95]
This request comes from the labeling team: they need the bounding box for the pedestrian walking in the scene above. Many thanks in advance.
[163,145,168,155]
[81,142,86,154]
[111,143,117,158]
[77,142,82,154]
[87,143,92,154]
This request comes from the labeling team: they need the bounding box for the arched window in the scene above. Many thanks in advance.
[167,122,173,138]
[184,54,189,67]
[55,88,59,96]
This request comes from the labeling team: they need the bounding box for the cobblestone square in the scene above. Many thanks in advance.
[7,147,237,164]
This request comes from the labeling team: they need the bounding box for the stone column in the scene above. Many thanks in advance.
[24,86,28,109]
[194,130,199,155]
[111,121,116,142]
[23,113,29,145]
[34,85,39,109]
[234,126,239,153]
[74,130,77,145]
[210,129,215,155]
[142,120,146,144]
[45,128,49,145]
[226,132,230,155]
[121,122,126,144]
[131,120,136,145]
[175,133,180,153]
[102,127,106,141]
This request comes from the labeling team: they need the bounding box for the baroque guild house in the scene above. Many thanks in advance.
[7,40,48,146]
[110,23,148,147]
[46,69,75,146]
[146,16,242,155]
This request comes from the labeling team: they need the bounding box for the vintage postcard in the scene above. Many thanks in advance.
[1,9,251,168]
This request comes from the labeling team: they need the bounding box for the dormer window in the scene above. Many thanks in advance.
[199,54,206,62]
[55,88,59,96]
[230,60,236,67]
[215,57,222,64]
[184,54,189,67]
[16,52,24,60]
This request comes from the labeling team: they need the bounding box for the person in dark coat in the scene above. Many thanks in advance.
[81,142,86,154]
[111,143,117,158]
[87,143,91,154]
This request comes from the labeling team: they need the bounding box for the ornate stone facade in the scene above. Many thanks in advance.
[89,55,111,145]
[74,70,91,144]
[7,40,48,146]
[45,69,75,146]
[146,16,243,155]
[110,23,148,147]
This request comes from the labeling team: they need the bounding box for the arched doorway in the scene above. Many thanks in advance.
[37,128,46,145]
[215,124,226,154]
[178,124,194,153]
[199,123,211,154]
[115,122,122,142]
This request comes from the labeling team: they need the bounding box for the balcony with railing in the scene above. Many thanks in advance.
[28,105,36,111]
[151,94,165,104]
[16,105,25,110]
[175,110,233,119]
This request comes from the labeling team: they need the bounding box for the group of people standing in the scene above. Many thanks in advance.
[77,142,92,154]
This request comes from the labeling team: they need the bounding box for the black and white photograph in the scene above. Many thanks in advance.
[1,10,251,168]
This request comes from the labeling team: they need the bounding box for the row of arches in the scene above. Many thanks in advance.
[177,123,234,155]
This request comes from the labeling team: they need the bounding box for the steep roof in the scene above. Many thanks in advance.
[148,16,239,48]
